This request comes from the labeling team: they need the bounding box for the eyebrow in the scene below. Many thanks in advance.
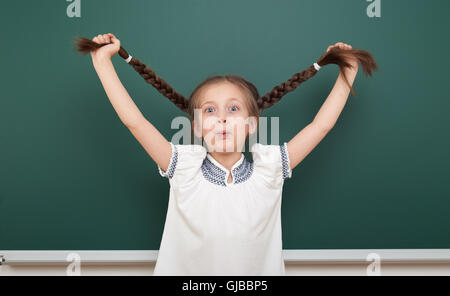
[201,98,242,107]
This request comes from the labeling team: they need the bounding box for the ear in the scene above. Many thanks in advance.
[247,116,258,135]
[192,119,203,139]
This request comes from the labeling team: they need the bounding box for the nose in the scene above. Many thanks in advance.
[216,115,227,132]
[217,112,226,123]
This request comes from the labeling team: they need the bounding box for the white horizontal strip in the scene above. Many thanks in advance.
[282,249,450,264]
[1,250,450,265]
[0,251,157,265]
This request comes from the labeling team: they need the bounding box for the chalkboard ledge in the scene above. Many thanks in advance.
[1,250,450,266]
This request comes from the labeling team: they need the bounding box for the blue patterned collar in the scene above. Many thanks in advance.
[201,152,254,187]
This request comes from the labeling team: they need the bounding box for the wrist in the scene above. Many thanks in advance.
[348,60,359,72]
[343,63,358,76]
[92,54,112,67]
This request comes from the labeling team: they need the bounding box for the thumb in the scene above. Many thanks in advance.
[107,33,119,43]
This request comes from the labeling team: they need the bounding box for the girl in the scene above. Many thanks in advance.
[76,33,377,275]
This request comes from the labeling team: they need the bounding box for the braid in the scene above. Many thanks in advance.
[74,36,189,113]
[259,47,378,111]
[258,65,318,110]
[75,36,377,114]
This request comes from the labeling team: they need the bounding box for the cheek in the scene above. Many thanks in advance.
[234,124,248,137]
[229,118,248,134]
[202,128,213,138]
[201,117,215,136]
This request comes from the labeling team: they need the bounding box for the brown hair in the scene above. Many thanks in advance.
[187,75,261,120]
[75,36,377,117]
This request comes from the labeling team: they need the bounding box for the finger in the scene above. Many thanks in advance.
[103,34,111,43]
[93,37,99,43]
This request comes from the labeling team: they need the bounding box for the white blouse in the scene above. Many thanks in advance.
[153,141,292,276]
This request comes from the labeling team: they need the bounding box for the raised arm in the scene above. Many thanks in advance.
[286,42,359,171]
[90,33,172,172]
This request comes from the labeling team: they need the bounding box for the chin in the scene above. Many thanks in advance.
[212,139,236,153]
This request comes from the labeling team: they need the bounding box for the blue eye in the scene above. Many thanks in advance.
[205,107,214,113]
[229,105,238,111]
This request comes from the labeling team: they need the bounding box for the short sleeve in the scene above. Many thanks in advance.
[157,142,207,186]
[251,142,292,187]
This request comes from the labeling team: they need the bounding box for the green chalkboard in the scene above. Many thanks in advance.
[1,0,449,250]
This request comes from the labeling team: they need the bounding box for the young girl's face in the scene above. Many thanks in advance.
[193,82,257,153]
